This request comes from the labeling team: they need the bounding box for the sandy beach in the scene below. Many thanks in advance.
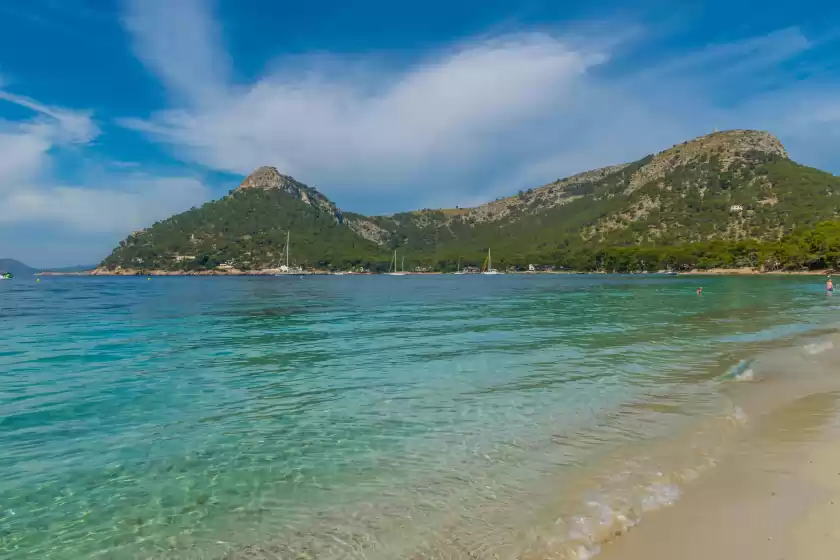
[598,392,840,560]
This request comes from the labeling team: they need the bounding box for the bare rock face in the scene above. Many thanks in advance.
[690,129,787,158]
[234,166,342,220]
[624,130,787,194]
[346,217,392,245]
[235,166,302,193]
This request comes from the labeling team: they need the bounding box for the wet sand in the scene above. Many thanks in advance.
[598,391,840,560]
[789,440,840,559]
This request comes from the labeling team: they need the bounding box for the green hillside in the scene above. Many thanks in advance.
[100,130,840,273]
[101,170,385,271]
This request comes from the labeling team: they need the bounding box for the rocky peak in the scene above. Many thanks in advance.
[625,130,788,194]
[235,166,303,193]
[661,130,788,160]
[234,166,343,221]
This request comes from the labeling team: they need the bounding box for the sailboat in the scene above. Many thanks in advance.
[275,231,296,275]
[453,257,466,275]
[481,248,502,275]
[386,250,406,276]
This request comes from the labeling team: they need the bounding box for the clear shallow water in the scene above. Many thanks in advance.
[1,275,839,559]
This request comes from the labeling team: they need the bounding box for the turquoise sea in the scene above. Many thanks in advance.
[2,274,840,559]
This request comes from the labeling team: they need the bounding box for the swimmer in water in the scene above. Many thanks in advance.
[696,287,703,295]
[827,276,833,293]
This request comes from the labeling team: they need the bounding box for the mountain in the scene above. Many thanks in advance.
[0,259,37,276]
[100,167,385,272]
[100,130,840,272]
[0,260,96,276]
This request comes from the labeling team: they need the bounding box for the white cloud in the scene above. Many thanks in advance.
[120,0,840,210]
[0,91,100,189]
[121,32,608,190]
[0,176,208,233]
[0,129,51,185]
[122,0,230,104]
[120,0,622,197]
[0,91,99,143]
[0,89,210,239]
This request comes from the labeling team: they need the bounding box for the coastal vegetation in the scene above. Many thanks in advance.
[100,130,840,274]
[525,219,840,272]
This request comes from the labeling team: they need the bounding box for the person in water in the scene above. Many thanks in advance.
[827,276,834,293]
[696,287,703,295]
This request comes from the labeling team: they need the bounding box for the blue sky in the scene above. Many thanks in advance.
[1,0,839,267]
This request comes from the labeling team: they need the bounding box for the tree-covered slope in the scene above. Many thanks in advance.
[357,130,840,268]
[101,169,386,271]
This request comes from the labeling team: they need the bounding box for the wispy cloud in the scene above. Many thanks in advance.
[638,27,811,81]
[0,89,209,238]
[121,33,609,196]
[0,91,99,143]
[120,0,840,211]
[0,91,96,188]
[119,0,627,203]
[122,0,230,104]
[0,175,208,232]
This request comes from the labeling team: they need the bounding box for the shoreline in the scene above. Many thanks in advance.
[595,339,840,560]
[598,408,840,560]
[38,267,835,277]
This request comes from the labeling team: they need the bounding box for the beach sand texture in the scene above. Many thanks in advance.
[600,378,840,560]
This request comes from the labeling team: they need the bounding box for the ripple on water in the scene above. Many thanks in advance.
[1,275,839,558]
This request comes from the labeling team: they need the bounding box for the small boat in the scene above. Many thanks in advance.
[481,249,503,275]
[386,250,406,276]
[453,257,466,275]
[275,231,301,276]
[0,272,12,280]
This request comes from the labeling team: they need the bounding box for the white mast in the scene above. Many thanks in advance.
[285,231,290,269]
